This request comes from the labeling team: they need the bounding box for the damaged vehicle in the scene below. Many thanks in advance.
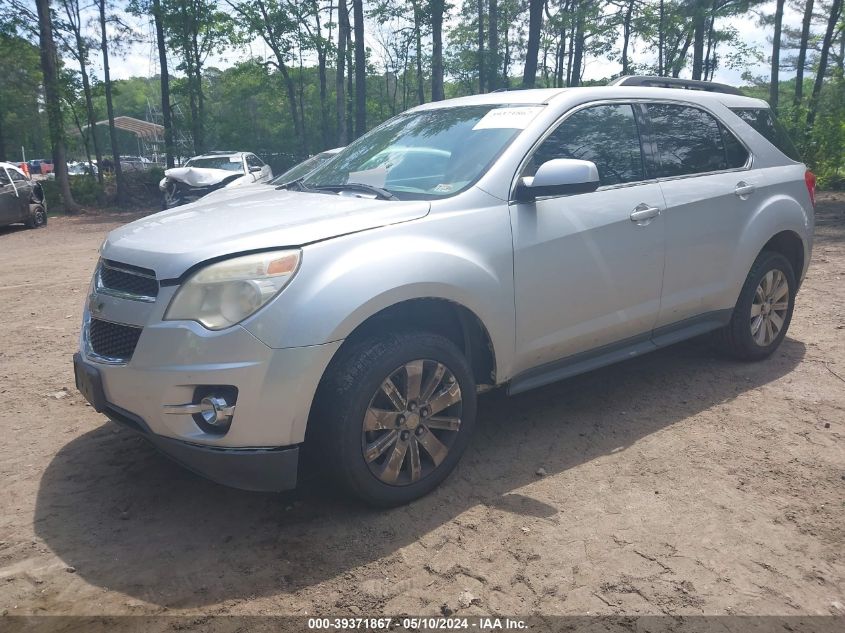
[158,151,272,208]
[0,161,47,230]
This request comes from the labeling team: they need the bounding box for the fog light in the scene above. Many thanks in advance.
[163,388,237,435]
[198,396,234,427]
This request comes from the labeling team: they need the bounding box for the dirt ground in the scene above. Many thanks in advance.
[0,195,843,625]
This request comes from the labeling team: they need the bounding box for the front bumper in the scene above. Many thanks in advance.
[74,352,299,492]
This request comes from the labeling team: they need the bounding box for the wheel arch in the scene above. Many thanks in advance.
[322,296,497,389]
[761,230,805,288]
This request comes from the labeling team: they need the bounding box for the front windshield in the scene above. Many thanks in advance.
[303,105,543,199]
[271,151,336,185]
[186,156,243,172]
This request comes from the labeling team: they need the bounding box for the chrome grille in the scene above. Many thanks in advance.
[97,260,158,301]
[88,318,143,363]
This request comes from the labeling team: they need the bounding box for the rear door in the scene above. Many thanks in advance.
[510,102,666,373]
[644,102,759,330]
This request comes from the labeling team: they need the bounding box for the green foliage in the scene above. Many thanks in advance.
[0,31,48,161]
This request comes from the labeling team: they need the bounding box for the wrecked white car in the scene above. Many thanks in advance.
[158,151,272,208]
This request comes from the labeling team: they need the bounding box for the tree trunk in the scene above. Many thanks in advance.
[691,5,707,80]
[336,0,348,144]
[621,0,634,75]
[277,61,304,155]
[352,0,366,137]
[190,34,205,153]
[414,3,424,104]
[794,0,815,111]
[0,114,6,162]
[78,53,104,185]
[658,0,665,76]
[98,0,127,205]
[522,0,543,87]
[770,0,785,110]
[152,0,174,168]
[488,0,499,90]
[570,11,585,87]
[431,0,445,100]
[314,5,329,149]
[807,0,843,130]
[36,0,80,212]
[477,0,485,92]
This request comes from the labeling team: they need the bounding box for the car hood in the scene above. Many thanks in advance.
[101,188,431,279]
[164,166,241,187]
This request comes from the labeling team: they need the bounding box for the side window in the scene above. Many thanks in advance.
[0,169,10,186]
[247,155,264,169]
[530,103,645,186]
[730,107,801,162]
[9,169,27,182]
[647,104,729,177]
[721,123,749,169]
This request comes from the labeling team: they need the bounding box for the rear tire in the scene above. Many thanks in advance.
[310,331,477,507]
[716,250,795,361]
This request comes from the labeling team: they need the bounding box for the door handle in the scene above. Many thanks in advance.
[734,181,756,198]
[630,204,661,223]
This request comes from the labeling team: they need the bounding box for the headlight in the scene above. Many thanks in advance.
[164,250,300,330]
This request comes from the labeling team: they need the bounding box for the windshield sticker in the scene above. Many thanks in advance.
[472,106,544,130]
[348,167,388,188]
[229,156,241,162]
[433,183,453,193]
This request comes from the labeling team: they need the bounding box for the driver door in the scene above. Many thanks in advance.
[509,103,666,376]
[0,168,20,225]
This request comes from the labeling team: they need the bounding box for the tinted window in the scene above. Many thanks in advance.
[721,124,749,168]
[647,104,731,177]
[247,154,264,168]
[9,169,27,182]
[531,104,645,186]
[0,169,10,186]
[731,107,801,161]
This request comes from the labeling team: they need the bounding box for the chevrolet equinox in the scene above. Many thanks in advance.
[74,79,815,506]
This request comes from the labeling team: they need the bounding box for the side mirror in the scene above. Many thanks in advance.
[249,165,263,173]
[515,159,600,202]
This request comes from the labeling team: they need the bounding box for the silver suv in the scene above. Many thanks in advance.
[74,79,815,506]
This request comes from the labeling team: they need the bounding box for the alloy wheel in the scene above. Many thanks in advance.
[361,359,463,486]
[750,269,789,346]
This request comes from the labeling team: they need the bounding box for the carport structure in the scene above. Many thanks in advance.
[93,116,165,161]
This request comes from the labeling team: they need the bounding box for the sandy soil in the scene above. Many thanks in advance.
[0,197,843,624]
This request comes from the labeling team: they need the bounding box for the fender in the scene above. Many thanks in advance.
[721,176,813,309]
[243,202,517,381]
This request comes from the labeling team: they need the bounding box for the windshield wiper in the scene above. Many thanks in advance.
[275,178,312,191]
[308,183,399,201]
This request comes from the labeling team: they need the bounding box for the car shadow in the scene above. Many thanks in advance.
[34,336,805,608]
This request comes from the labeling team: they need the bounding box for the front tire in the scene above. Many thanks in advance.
[310,331,477,507]
[25,204,47,229]
[716,250,796,361]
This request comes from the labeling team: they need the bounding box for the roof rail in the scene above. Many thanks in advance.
[609,75,743,96]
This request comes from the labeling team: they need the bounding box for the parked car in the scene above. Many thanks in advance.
[74,78,814,506]
[120,156,153,172]
[67,161,98,176]
[27,158,54,175]
[158,151,273,208]
[0,161,47,229]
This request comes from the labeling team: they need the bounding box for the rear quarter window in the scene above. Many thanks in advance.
[730,108,801,162]
[646,104,731,177]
